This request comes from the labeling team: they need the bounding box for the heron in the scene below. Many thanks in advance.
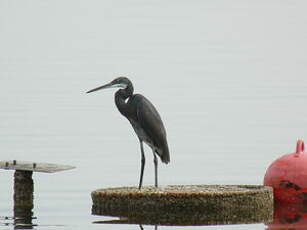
[87,77,170,189]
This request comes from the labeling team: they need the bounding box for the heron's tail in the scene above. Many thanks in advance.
[157,144,170,164]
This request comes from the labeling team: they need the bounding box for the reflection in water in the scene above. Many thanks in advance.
[0,215,37,229]
[94,203,307,229]
[93,208,272,227]
[93,218,158,229]
[266,203,307,229]
[0,203,36,228]
[13,207,36,229]
[139,224,157,230]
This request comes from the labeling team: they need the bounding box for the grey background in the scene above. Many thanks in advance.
[1,1,307,229]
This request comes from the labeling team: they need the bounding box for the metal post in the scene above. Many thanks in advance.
[0,160,75,228]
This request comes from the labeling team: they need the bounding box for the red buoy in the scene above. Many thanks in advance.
[264,140,307,203]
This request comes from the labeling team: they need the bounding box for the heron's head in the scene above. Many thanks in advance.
[86,77,132,94]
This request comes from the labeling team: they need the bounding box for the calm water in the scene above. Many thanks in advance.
[1,1,307,229]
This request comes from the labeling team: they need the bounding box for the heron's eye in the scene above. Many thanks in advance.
[118,83,127,89]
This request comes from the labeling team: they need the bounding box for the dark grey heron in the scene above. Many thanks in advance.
[87,77,170,189]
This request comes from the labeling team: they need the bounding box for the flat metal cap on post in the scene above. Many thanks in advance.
[0,160,75,173]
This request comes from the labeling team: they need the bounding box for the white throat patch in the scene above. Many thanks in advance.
[112,83,128,89]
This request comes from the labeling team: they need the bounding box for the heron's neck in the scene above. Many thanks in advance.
[114,84,133,116]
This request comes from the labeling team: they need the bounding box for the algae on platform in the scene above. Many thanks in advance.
[91,185,273,225]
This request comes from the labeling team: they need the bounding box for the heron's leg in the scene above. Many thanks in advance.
[139,140,145,190]
[153,150,158,187]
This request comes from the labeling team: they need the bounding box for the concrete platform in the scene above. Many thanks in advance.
[92,185,273,225]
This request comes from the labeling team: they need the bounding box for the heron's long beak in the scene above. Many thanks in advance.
[86,83,113,94]
[87,82,127,94]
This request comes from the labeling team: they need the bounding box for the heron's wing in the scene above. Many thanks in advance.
[136,96,167,146]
